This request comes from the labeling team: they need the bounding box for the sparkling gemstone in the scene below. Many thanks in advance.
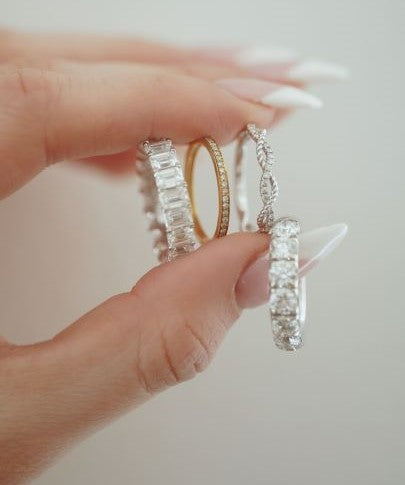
[165,208,192,228]
[272,218,300,238]
[269,260,297,287]
[170,243,196,259]
[149,154,176,171]
[148,139,171,155]
[269,288,298,315]
[168,226,195,247]
[155,166,182,189]
[274,334,303,351]
[271,237,298,259]
[160,186,187,210]
[272,316,301,337]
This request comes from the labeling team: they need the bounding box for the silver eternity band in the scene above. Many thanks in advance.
[137,139,197,262]
[269,217,306,351]
[235,124,306,351]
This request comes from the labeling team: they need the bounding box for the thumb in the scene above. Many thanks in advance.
[0,233,266,483]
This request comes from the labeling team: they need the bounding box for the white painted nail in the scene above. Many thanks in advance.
[299,223,348,275]
[234,46,299,65]
[262,86,323,109]
[216,78,323,110]
[286,60,350,83]
[235,223,348,308]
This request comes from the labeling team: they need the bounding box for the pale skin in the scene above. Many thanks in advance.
[0,29,308,484]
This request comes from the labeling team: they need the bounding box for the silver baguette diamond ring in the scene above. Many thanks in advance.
[137,139,197,262]
[235,124,306,351]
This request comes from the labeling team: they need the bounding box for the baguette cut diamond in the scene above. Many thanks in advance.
[168,226,195,247]
[161,186,187,210]
[150,155,176,171]
[155,166,183,190]
[137,139,197,262]
[165,207,192,228]
[147,139,172,155]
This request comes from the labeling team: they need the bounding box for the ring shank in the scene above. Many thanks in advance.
[185,138,230,243]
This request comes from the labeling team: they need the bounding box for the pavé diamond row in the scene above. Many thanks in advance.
[185,137,230,242]
[137,139,197,262]
[234,123,278,232]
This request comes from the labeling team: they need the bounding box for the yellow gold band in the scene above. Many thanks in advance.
[185,138,230,243]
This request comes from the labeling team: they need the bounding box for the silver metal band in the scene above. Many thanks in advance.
[235,123,279,233]
[235,124,306,351]
[137,139,197,262]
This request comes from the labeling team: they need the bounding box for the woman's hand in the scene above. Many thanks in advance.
[0,30,347,484]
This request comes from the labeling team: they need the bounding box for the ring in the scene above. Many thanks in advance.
[235,123,278,233]
[137,139,197,262]
[234,124,306,351]
[185,137,230,243]
[269,217,306,351]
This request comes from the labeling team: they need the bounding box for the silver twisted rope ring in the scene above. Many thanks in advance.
[235,123,278,232]
[235,124,306,351]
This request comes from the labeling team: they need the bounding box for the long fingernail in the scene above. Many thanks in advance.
[195,45,298,64]
[285,60,350,83]
[298,223,348,274]
[233,46,299,64]
[216,78,323,109]
[235,223,348,309]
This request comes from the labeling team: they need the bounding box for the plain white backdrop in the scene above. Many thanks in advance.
[0,0,404,484]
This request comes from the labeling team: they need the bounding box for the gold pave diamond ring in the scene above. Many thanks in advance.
[185,137,230,243]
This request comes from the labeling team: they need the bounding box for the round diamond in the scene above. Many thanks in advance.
[269,260,297,287]
[274,334,303,351]
[269,288,298,315]
[272,218,300,237]
[271,237,298,259]
[272,316,301,337]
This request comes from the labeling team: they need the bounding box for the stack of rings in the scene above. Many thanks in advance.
[235,124,306,351]
[137,126,307,351]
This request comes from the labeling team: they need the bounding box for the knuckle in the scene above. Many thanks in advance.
[158,315,217,388]
[1,59,57,104]
[132,313,218,395]
[0,59,65,164]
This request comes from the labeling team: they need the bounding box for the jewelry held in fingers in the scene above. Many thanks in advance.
[137,139,197,262]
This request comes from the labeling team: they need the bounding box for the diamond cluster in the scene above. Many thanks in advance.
[137,140,197,262]
[269,217,303,351]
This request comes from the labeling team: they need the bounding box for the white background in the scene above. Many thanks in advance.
[0,0,404,484]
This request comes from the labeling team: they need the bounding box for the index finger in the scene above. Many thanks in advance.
[0,59,274,198]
